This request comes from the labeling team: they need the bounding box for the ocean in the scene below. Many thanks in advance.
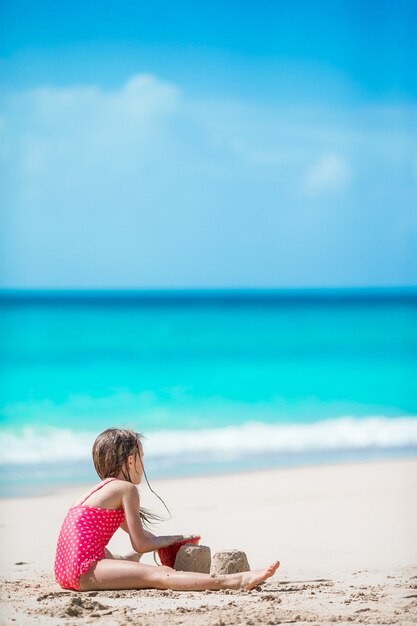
[1,288,416,497]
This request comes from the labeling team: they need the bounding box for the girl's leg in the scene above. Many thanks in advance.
[79,559,279,592]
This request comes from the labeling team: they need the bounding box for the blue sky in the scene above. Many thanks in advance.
[1,0,416,287]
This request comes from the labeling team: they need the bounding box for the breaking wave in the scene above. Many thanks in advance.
[1,416,417,465]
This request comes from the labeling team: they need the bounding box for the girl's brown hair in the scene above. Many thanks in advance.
[92,428,170,528]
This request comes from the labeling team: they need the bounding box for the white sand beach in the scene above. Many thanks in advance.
[1,458,416,625]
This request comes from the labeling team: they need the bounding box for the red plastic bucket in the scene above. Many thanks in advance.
[157,536,201,568]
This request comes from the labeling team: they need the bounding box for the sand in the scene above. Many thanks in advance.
[174,544,211,573]
[1,458,417,625]
[211,550,250,575]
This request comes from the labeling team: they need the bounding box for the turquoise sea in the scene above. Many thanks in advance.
[1,288,417,497]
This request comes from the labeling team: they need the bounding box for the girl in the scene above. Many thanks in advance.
[55,428,279,592]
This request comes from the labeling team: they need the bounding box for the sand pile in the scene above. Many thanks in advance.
[174,545,211,573]
[210,550,250,575]
[173,544,251,576]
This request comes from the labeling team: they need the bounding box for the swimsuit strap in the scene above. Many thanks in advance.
[79,477,118,506]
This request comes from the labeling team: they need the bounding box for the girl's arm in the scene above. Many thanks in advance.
[121,482,185,553]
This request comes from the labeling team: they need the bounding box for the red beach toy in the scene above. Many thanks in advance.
[157,535,201,568]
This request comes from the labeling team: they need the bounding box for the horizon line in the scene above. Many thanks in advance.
[1,286,416,303]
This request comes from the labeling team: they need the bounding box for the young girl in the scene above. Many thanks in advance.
[55,428,279,592]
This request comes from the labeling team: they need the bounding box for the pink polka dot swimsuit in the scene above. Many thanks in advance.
[54,478,125,590]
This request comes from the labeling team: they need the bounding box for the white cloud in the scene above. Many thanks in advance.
[0,75,416,287]
[303,153,351,196]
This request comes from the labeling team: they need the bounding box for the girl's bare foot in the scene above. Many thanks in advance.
[240,560,280,590]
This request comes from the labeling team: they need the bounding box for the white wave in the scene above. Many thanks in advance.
[1,416,417,465]
[0,427,95,465]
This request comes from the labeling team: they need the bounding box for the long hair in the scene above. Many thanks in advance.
[92,427,170,529]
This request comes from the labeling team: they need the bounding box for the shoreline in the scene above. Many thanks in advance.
[1,458,416,624]
[2,449,417,500]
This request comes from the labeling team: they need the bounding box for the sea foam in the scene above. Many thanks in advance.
[1,416,417,465]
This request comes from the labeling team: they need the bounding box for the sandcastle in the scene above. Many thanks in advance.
[174,544,211,573]
[173,545,250,575]
[210,549,250,575]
